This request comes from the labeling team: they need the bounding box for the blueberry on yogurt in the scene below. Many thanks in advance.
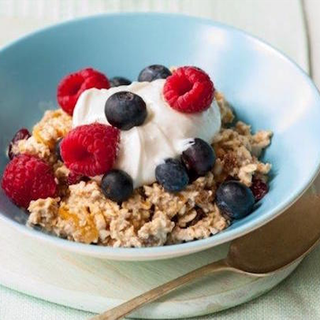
[110,77,132,87]
[181,138,216,177]
[105,91,147,130]
[138,64,172,82]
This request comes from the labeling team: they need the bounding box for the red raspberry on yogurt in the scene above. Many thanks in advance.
[57,68,110,116]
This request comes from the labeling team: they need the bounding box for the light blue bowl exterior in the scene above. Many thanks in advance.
[1,13,320,260]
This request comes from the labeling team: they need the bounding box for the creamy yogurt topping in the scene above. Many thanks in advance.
[73,79,221,187]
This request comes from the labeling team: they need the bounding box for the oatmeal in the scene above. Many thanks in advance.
[1,65,272,247]
[26,93,271,247]
[33,109,72,149]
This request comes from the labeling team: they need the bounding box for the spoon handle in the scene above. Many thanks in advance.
[90,259,231,320]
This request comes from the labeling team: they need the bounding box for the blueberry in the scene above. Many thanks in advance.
[138,65,171,82]
[155,159,189,192]
[55,138,63,161]
[216,180,255,219]
[110,77,131,87]
[105,91,147,130]
[181,138,216,178]
[101,169,134,203]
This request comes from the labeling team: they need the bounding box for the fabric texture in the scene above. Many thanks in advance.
[1,247,320,319]
[0,0,318,319]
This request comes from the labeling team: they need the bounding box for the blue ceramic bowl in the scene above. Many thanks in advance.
[1,13,320,260]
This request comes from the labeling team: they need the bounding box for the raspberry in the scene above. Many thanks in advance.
[67,171,86,185]
[61,123,120,177]
[57,68,110,115]
[163,66,215,113]
[8,128,31,160]
[250,178,269,201]
[1,154,57,208]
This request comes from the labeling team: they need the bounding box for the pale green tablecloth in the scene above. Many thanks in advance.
[0,0,318,319]
[2,246,320,319]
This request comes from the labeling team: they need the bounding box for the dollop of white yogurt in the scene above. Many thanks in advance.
[73,79,221,187]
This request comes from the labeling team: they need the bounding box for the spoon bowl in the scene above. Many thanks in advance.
[227,194,320,274]
[93,193,320,320]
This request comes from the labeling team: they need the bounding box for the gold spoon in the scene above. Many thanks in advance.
[91,194,320,320]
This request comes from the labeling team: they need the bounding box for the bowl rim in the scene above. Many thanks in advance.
[1,12,319,260]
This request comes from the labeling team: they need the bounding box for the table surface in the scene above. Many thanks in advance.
[1,0,320,319]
